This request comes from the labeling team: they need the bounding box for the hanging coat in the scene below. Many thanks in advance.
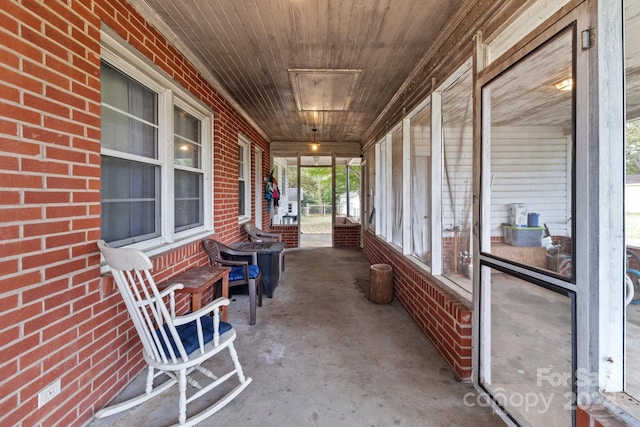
[265,170,274,212]
[272,177,280,207]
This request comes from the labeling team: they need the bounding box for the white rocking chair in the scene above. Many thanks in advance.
[95,240,252,426]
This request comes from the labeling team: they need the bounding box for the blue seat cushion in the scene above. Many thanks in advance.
[229,265,260,281]
[158,315,232,356]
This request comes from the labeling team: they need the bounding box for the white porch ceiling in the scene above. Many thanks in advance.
[128,0,640,147]
[288,69,361,112]
[130,0,469,145]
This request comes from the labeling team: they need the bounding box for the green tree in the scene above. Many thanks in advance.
[335,165,361,197]
[297,163,361,209]
[300,167,331,205]
[627,120,640,175]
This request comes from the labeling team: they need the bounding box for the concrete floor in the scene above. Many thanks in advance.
[88,246,504,427]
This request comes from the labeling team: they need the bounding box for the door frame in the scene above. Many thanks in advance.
[473,2,597,424]
[255,147,263,228]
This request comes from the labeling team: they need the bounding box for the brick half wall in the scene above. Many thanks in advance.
[333,217,361,248]
[362,231,472,381]
[271,224,299,248]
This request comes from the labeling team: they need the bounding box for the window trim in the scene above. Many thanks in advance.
[100,26,213,256]
[405,96,433,265]
[238,134,252,223]
[389,123,403,248]
[170,100,210,236]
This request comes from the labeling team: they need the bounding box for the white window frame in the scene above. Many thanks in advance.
[374,137,386,237]
[389,124,403,248]
[238,134,252,223]
[100,27,213,258]
[404,97,434,269]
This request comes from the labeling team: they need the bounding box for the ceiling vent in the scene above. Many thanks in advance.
[288,69,362,111]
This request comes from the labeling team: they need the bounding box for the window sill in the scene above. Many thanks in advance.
[432,274,473,308]
[99,229,214,275]
[601,392,640,425]
[367,231,474,307]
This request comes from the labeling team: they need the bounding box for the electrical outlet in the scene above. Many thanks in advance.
[38,379,61,408]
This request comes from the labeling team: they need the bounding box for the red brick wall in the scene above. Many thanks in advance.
[0,1,268,425]
[576,405,627,427]
[362,231,472,381]
[271,224,299,248]
[333,217,361,248]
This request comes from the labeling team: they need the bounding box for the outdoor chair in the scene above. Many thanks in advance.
[243,222,282,242]
[95,240,251,427]
[202,239,262,325]
[243,223,285,274]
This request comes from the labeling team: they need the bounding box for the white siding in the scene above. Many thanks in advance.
[489,126,571,237]
[628,183,640,213]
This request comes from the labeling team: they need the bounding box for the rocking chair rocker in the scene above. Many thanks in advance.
[95,240,252,426]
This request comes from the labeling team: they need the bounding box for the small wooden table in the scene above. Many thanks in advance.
[491,243,547,269]
[160,266,231,321]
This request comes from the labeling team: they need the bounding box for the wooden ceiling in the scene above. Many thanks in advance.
[130,0,470,144]
[128,0,640,146]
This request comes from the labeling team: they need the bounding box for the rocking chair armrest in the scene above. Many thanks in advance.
[177,297,232,348]
[138,283,184,309]
[157,283,184,317]
[159,283,184,298]
[175,297,231,325]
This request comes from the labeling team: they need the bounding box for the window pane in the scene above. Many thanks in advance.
[349,163,361,220]
[174,107,200,141]
[481,266,574,427]
[484,30,574,279]
[174,169,203,231]
[366,150,375,231]
[100,61,158,158]
[336,159,361,221]
[391,127,403,246]
[238,143,248,217]
[238,181,246,216]
[238,145,245,179]
[285,163,299,224]
[410,104,431,265]
[100,156,159,245]
[442,67,473,289]
[174,107,201,168]
[378,141,387,235]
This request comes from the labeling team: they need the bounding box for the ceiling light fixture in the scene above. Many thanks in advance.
[554,78,573,91]
[310,128,319,152]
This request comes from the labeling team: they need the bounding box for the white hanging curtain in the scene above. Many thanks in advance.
[441,68,473,276]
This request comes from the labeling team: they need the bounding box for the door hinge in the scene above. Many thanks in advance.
[582,29,594,49]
